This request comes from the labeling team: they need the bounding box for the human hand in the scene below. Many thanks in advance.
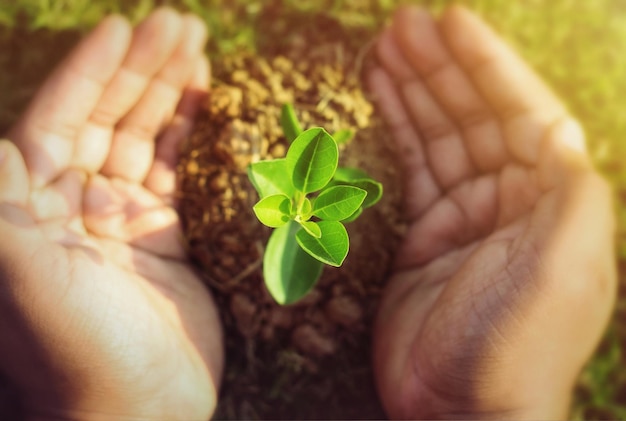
[0,8,222,421]
[367,5,616,419]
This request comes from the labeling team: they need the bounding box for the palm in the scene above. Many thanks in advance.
[368,6,615,419]
[0,9,222,419]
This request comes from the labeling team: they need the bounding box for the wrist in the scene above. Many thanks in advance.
[21,385,216,421]
[507,380,574,420]
[470,361,576,420]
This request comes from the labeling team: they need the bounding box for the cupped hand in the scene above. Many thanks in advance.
[367,6,616,419]
[0,9,222,420]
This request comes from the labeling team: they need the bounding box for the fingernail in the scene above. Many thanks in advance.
[556,118,587,153]
[0,142,7,166]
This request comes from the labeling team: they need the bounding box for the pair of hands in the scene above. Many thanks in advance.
[0,5,615,420]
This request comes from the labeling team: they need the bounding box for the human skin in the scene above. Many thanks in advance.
[367,5,616,419]
[0,8,223,421]
[0,4,617,421]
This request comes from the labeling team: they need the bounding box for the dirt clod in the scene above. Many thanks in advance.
[230,293,259,338]
[292,324,336,357]
[326,295,363,327]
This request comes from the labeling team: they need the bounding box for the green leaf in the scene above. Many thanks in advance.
[296,221,349,267]
[313,186,366,221]
[352,179,383,208]
[286,128,338,194]
[299,197,312,217]
[264,221,324,305]
[299,220,321,238]
[253,194,291,227]
[341,207,363,223]
[332,129,354,145]
[332,167,383,208]
[333,167,368,180]
[280,103,303,143]
[248,159,295,198]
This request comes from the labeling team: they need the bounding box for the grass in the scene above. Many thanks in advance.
[1,0,625,418]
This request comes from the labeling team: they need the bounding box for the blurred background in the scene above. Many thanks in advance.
[0,0,625,418]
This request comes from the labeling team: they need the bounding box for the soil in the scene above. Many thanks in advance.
[176,18,406,420]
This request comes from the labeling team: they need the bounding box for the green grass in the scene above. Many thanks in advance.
[1,0,626,418]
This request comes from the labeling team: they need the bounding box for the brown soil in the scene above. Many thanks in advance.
[176,31,406,420]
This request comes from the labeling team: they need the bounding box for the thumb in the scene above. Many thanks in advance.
[553,117,587,154]
[0,139,39,258]
[0,139,47,278]
[538,118,594,190]
[0,140,65,398]
[0,139,30,207]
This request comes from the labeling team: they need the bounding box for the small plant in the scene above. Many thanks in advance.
[247,104,382,305]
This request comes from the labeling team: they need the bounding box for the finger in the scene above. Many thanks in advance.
[380,8,478,190]
[367,67,441,219]
[28,170,85,223]
[390,6,508,173]
[0,141,30,207]
[375,27,414,82]
[399,74,475,190]
[7,16,131,189]
[395,175,498,268]
[83,175,186,260]
[102,14,208,184]
[73,7,185,174]
[144,55,210,203]
[440,5,567,165]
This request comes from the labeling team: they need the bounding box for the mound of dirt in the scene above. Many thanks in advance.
[177,41,406,418]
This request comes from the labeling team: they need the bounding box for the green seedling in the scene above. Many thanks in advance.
[247,104,382,305]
